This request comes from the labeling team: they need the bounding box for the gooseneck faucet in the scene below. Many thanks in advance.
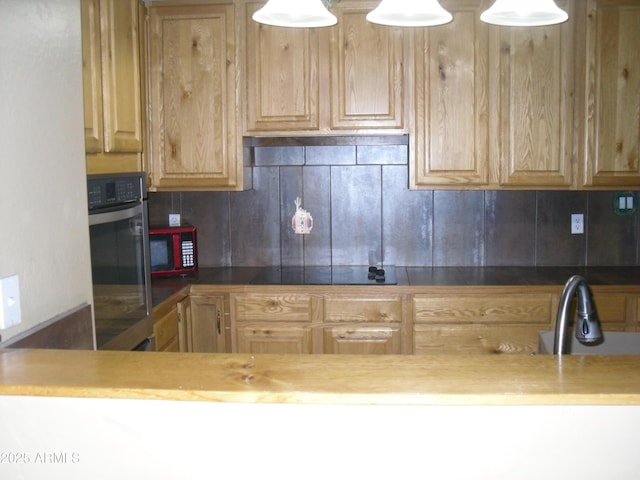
[553,275,603,355]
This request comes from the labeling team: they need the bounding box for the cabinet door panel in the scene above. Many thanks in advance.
[323,295,402,323]
[148,4,240,189]
[494,0,574,187]
[244,2,320,131]
[412,1,489,187]
[81,0,104,154]
[414,324,540,355]
[154,305,179,352]
[232,294,312,322]
[100,0,142,153]
[583,0,640,187]
[236,325,312,354]
[323,325,401,354]
[330,2,405,130]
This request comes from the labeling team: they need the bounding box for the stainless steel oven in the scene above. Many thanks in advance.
[87,173,152,348]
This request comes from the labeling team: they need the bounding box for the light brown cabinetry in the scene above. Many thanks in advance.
[411,0,490,187]
[153,284,640,355]
[490,0,575,188]
[411,0,575,189]
[178,295,226,352]
[321,295,405,354]
[579,0,640,188]
[413,291,558,354]
[147,3,247,191]
[81,0,143,174]
[242,0,408,135]
[230,293,314,353]
[152,291,189,352]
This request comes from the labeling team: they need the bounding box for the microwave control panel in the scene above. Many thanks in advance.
[181,239,195,268]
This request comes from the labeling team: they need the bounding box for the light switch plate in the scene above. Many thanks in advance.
[0,274,21,329]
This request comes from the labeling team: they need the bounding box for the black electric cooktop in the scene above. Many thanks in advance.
[249,266,397,285]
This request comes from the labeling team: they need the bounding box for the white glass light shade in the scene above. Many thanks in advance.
[480,0,568,26]
[252,0,337,28]
[366,0,453,27]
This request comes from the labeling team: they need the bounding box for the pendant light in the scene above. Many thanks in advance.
[366,0,453,27]
[252,0,337,28]
[480,0,568,26]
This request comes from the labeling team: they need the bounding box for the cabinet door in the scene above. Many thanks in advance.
[230,293,314,353]
[244,2,322,132]
[411,0,490,187]
[323,325,401,354]
[148,4,242,190]
[190,295,226,352]
[236,324,313,354]
[153,303,180,352]
[581,0,640,187]
[413,293,556,354]
[81,0,142,155]
[81,0,104,154]
[322,295,404,354]
[330,1,407,131]
[492,0,575,187]
[100,0,143,153]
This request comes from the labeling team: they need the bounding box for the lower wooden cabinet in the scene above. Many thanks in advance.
[230,293,314,354]
[152,290,189,352]
[413,292,558,355]
[178,295,226,353]
[320,295,406,354]
[322,325,401,354]
[153,284,640,355]
[236,325,312,354]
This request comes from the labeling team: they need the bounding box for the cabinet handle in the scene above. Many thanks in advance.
[216,310,222,335]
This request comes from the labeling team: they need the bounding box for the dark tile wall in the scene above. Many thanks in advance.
[148,145,640,268]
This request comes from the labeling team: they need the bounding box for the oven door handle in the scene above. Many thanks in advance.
[89,202,144,226]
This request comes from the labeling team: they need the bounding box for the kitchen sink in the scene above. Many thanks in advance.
[538,330,640,355]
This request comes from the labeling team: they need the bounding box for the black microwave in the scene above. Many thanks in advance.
[148,226,197,277]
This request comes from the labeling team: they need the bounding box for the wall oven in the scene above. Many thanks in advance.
[87,173,152,348]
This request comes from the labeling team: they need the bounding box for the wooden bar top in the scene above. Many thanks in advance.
[1,349,640,406]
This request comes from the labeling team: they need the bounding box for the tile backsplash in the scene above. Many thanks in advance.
[148,144,639,268]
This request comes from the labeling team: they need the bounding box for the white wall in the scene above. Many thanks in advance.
[1,396,640,479]
[0,0,93,342]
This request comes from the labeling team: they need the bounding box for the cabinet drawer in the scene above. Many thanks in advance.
[413,294,556,325]
[592,294,627,329]
[232,294,312,322]
[414,324,541,355]
[236,324,312,354]
[323,325,401,354]
[323,295,402,323]
[154,307,179,351]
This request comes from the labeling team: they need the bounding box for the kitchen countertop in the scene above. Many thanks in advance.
[1,348,640,405]
[96,266,640,350]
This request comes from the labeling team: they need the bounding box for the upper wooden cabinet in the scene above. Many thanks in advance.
[242,0,408,135]
[580,0,640,188]
[491,0,575,188]
[411,0,490,187]
[82,0,143,174]
[147,3,249,191]
[411,0,575,189]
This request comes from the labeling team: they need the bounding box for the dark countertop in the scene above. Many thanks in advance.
[154,265,640,289]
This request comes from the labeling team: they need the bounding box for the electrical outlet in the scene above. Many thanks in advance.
[169,214,181,227]
[0,274,21,329]
[571,214,584,235]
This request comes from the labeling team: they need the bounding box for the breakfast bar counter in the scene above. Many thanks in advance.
[2,348,640,406]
